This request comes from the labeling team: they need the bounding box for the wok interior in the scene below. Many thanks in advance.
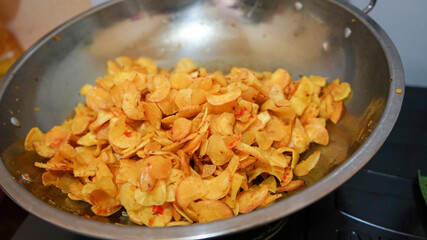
[0,0,389,224]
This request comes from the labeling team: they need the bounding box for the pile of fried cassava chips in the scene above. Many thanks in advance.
[25,57,351,226]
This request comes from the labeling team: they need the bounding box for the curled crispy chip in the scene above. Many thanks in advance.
[331,82,351,101]
[108,117,141,149]
[188,200,233,223]
[206,89,241,106]
[269,84,289,107]
[206,134,234,165]
[122,81,145,120]
[170,73,192,89]
[294,151,321,177]
[135,57,158,74]
[135,180,167,206]
[304,118,329,145]
[147,75,171,102]
[119,183,142,211]
[157,90,179,116]
[288,119,310,154]
[86,88,114,111]
[308,75,327,87]
[265,69,291,89]
[276,180,304,192]
[174,57,198,74]
[237,185,269,214]
[203,170,231,200]
[171,118,192,142]
[176,175,207,209]
[201,165,216,178]
[143,102,162,129]
[329,100,343,124]
[25,127,44,151]
[290,77,315,116]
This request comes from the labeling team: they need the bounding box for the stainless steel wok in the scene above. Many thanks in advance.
[0,0,404,239]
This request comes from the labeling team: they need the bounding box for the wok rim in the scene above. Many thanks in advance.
[0,0,405,239]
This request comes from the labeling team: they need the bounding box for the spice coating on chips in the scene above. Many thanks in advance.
[24,57,352,226]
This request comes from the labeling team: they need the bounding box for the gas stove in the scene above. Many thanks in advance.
[3,86,427,240]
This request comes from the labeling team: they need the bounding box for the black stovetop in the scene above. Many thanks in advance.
[3,87,427,240]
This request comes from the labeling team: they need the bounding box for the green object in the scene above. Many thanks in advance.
[418,170,427,207]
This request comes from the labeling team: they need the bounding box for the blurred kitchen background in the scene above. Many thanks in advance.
[1,0,426,87]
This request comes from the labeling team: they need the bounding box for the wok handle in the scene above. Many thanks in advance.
[362,0,377,14]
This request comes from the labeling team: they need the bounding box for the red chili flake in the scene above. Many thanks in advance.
[77,209,82,214]
[124,131,132,137]
[283,175,287,181]
[84,214,90,219]
[152,205,164,215]
[35,77,39,82]
[148,218,154,226]
[227,136,242,149]
[234,107,247,118]
[249,115,255,119]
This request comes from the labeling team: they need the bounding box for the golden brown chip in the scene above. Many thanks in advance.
[25,127,44,151]
[143,102,163,129]
[264,69,291,89]
[170,72,192,89]
[174,57,198,74]
[188,200,233,223]
[237,185,269,213]
[203,169,231,200]
[86,88,114,111]
[175,175,208,209]
[276,180,304,192]
[206,89,241,106]
[122,81,145,120]
[108,117,141,149]
[134,180,167,206]
[332,82,351,101]
[290,76,315,115]
[171,118,192,142]
[206,134,234,165]
[294,151,321,177]
[147,75,171,103]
